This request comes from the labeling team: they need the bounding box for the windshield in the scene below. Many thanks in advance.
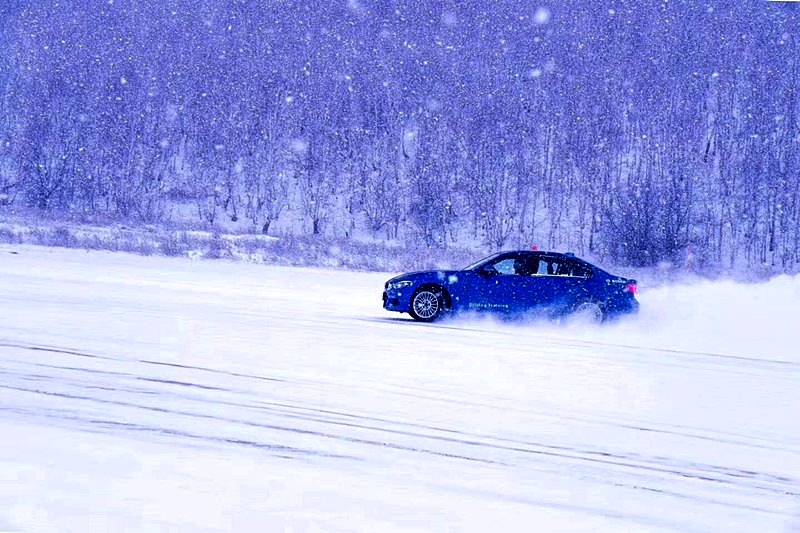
[461,252,505,271]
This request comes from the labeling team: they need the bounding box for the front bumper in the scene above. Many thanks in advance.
[383,289,411,312]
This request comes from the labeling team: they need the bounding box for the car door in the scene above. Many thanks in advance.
[529,256,590,314]
[463,253,536,313]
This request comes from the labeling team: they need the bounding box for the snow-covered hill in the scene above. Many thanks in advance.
[1,245,798,532]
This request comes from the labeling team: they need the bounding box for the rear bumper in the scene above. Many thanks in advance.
[605,297,639,319]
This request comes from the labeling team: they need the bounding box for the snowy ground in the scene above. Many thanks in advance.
[1,244,799,532]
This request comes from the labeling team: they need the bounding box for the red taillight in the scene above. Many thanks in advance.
[626,283,638,295]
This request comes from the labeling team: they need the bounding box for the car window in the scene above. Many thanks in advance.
[481,253,592,278]
[534,257,561,275]
[555,260,573,276]
[569,261,592,278]
[533,259,551,275]
[486,254,539,276]
[491,258,518,275]
[533,257,591,278]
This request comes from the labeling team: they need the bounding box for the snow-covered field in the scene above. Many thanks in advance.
[1,244,798,532]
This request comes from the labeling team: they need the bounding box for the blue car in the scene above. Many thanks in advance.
[382,250,639,323]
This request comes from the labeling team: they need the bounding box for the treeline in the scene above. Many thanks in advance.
[0,0,799,269]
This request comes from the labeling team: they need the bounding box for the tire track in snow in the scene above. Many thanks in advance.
[5,338,799,454]
[358,317,800,369]
[1,341,797,511]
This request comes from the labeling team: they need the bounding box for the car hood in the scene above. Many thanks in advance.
[387,270,463,285]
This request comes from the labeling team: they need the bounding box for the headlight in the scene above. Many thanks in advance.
[389,280,413,290]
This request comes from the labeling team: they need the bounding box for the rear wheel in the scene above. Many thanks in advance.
[570,301,604,324]
[409,287,444,322]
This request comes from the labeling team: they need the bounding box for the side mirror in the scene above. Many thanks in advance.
[478,265,496,277]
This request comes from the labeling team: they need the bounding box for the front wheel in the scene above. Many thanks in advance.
[409,287,444,322]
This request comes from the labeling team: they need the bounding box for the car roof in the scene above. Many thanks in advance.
[505,250,576,258]
[503,250,597,266]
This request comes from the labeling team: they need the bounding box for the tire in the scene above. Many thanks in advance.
[570,301,604,324]
[409,287,445,322]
